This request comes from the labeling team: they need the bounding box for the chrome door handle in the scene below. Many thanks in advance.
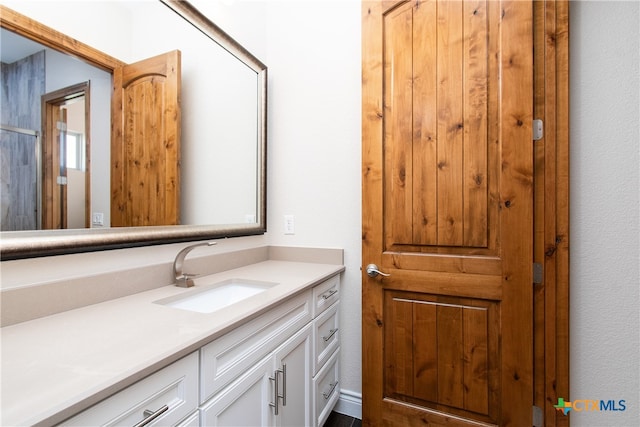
[269,370,280,415]
[270,364,287,414]
[281,364,287,406]
[366,264,390,278]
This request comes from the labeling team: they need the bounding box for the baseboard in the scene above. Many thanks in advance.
[333,389,362,420]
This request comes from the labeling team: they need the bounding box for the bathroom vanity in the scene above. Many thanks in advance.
[0,246,344,426]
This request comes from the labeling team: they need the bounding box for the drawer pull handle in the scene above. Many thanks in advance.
[323,328,339,342]
[322,289,338,300]
[322,381,339,400]
[133,405,169,427]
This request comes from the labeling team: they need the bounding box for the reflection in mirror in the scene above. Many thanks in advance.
[0,28,112,231]
[0,0,267,259]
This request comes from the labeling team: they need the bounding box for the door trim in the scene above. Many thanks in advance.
[533,1,570,425]
[41,82,91,229]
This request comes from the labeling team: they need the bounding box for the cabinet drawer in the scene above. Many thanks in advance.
[63,352,198,426]
[201,290,312,403]
[313,349,340,427]
[176,411,199,427]
[312,274,340,317]
[313,301,339,375]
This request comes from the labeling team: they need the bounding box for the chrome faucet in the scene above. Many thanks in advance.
[173,242,217,287]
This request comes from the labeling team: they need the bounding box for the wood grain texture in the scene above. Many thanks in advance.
[381,293,498,423]
[384,3,414,247]
[381,0,496,255]
[436,0,464,247]
[532,1,571,425]
[412,0,438,245]
[0,6,124,73]
[497,1,534,424]
[363,1,535,425]
[462,0,489,247]
[361,2,386,424]
[413,301,438,402]
[111,50,181,227]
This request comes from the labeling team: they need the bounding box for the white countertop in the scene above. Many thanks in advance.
[1,260,344,426]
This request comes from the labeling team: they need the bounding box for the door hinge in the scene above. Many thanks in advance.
[533,405,544,427]
[56,176,68,185]
[533,262,543,284]
[533,119,543,141]
[56,121,67,131]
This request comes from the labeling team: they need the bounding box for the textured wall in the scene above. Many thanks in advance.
[570,2,640,425]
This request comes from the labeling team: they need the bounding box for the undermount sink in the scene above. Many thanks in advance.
[154,278,277,314]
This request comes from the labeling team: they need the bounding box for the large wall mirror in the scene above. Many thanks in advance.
[0,0,267,259]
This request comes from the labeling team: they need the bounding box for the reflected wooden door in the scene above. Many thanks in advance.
[362,1,533,425]
[111,50,181,226]
[42,83,91,230]
[42,105,67,230]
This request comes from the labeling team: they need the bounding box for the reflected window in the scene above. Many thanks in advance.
[66,131,85,171]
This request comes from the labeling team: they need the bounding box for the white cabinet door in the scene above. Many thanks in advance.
[201,323,313,427]
[201,356,274,427]
[274,323,313,427]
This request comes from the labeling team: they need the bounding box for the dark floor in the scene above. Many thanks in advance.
[324,411,362,427]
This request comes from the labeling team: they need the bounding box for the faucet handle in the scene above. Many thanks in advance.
[176,273,198,288]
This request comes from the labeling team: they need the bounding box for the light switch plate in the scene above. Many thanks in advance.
[92,212,104,226]
[284,215,295,235]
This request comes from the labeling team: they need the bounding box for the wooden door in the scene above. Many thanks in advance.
[362,1,534,426]
[42,105,68,229]
[111,50,181,226]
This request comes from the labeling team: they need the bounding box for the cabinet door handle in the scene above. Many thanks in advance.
[270,364,287,414]
[322,381,339,400]
[281,364,287,407]
[322,328,339,342]
[322,289,338,299]
[269,371,280,415]
[132,404,169,427]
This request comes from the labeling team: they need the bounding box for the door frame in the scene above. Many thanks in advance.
[533,1,570,425]
[41,82,91,229]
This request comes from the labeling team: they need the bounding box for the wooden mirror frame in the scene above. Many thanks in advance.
[0,0,267,260]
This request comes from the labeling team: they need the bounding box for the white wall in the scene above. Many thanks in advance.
[45,49,111,227]
[569,1,639,425]
[262,0,363,406]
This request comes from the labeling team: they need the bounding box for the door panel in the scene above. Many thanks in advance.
[384,0,495,252]
[362,0,533,425]
[111,50,181,226]
[384,292,499,423]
